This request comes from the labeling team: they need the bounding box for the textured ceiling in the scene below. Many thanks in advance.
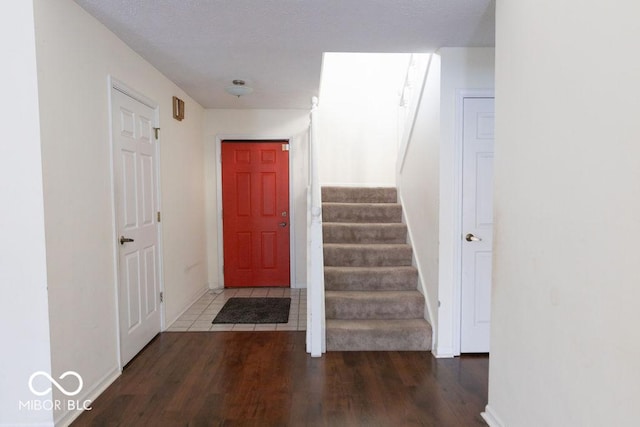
[73,0,495,109]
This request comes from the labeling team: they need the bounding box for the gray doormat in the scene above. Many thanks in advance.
[212,297,291,324]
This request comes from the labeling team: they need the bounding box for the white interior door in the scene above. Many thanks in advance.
[111,88,161,366]
[461,97,495,353]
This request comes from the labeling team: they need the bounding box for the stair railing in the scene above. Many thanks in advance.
[306,96,326,357]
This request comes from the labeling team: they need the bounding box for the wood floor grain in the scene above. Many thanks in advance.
[72,332,488,426]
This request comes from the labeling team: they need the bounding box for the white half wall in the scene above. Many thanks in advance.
[203,109,310,289]
[33,0,207,423]
[397,54,441,337]
[397,48,495,356]
[318,53,410,186]
[488,1,640,425]
[0,2,53,425]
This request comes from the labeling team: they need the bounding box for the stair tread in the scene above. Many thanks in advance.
[322,202,402,208]
[324,243,413,267]
[324,266,418,291]
[325,290,424,320]
[324,266,417,272]
[323,223,407,243]
[322,202,403,223]
[327,318,431,330]
[322,187,397,203]
[326,319,432,351]
[323,222,406,227]
[324,243,411,249]
[326,290,423,300]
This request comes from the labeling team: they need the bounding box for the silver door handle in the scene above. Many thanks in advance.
[465,233,481,242]
[279,222,287,227]
[120,236,135,245]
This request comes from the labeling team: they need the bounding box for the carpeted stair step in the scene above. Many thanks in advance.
[323,244,413,267]
[324,266,418,291]
[322,187,397,204]
[323,222,407,244]
[325,290,424,320]
[322,203,402,223]
[326,319,432,351]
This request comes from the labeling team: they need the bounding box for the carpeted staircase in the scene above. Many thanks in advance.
[322,187,432,351]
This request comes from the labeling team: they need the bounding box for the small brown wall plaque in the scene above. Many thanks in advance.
[173,96,185,121]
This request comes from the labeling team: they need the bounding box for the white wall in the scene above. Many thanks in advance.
[203,109,310,289]
[437,48,495,356]
[33,0,207,424]
[397,48,495,356]
[486,1,640,426]
[397,54,440,334]
[0,2,54,425]
[318,53,410,186]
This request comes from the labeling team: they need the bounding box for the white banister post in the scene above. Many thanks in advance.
[306,96,325,357]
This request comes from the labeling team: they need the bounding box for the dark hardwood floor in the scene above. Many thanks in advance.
[72,332,488,426]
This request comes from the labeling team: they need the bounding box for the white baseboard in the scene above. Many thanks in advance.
[207,283,307,290]
[55,367,121,427]
[1,422,54,427]
[432,346,456,358]
[321,182,395,188]
[165,286,209,329]
[481,405,505,427]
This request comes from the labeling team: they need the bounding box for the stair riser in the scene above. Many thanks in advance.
[325,296,424,320]
[324,245,412,267]
[322,204,402,223]
[323,223,407,244]
[324,268,418,291]
[322,187,397,204]
[326,328,431,351]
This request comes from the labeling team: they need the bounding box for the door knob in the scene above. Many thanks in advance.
[120,236,135,245]
[465,233,481,242]
[279,222,288,228]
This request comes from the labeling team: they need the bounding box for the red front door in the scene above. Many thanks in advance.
[221,141,290,287]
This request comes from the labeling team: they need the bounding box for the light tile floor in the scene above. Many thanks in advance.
[167,288,307,332]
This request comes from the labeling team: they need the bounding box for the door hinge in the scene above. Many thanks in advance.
[157,211,161,222]
[160,292,164,303]
[153,127,160,140]
[282,143,290,151]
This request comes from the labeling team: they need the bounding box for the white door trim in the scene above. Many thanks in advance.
[451,89,494,356]
[215,135,296,288]
[108,77,165,370]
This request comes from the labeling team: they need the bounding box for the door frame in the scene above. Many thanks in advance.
[451,89,494,356]
[215,136,296,288]
[108,77,165,370]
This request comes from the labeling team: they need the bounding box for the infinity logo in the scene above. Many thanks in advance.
[28,371,83,397]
